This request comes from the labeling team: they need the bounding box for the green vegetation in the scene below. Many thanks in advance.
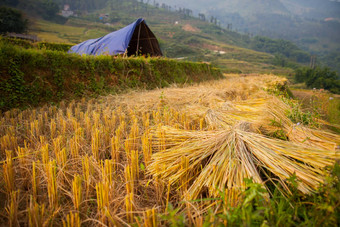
[320,51,340,77]
[25,1,295,74]
[250,36,310,64]
[19,0,59,20]
[0,0,19,6]
[0,6,28,34]
[30,19,102,44]
[295,66,340,94]
[36,41,73,51]
[0,40,222,111]
[0,37,73,51]
[0,0,305,75]
[327,98,340,132]
[178,164,339,226]
[150,0,340,74]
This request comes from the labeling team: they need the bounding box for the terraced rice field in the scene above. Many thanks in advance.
[0,74,339,226]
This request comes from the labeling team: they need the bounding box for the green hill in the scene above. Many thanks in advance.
[1,0,308,74]
[157,0,340,74]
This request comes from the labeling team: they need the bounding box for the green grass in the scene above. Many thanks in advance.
[290,88,340,133]
[327,97,340,129]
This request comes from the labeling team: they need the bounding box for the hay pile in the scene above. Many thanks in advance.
[149,125,338,200]
[143,75,340,200]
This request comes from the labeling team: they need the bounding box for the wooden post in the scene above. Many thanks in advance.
[143,22,155,55]
[136,23,142,56]
[310,55,316,69]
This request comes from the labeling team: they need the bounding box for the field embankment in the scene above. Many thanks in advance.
[0,40,222,111]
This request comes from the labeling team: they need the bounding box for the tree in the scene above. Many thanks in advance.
[198,13,205,21]
[0,0,20,6]
[0,6,28,34]
[41,0,59,19]
[294,66,340,94]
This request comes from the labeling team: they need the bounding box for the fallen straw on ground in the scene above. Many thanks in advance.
[149,124,339,200]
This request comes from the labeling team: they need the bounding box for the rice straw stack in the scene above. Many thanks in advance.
[148,124,339,200]
[205,97,340,151]
[261,97,340,150]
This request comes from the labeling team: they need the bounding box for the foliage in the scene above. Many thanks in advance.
[156,0,340,74]
[266,82,322,128]
[320,51,340,75]
[286,99,321,127]
[0,36,34,48]
[0,37,73,52]
[13,0,60,21]
[295,66,340,94]
[7,0,295,74]
[0,6,28,34]
[272,54,299,69]
[0,41,222,111]
[41,0,59,19]
[202,164,340,226]
[251,36,310,63]
[0,0,19,6]
[36,41,73,51]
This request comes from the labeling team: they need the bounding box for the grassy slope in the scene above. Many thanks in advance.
[27,2,293,75]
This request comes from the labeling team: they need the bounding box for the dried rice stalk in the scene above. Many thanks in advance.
[148,124,339,200]
[262,97,340,150]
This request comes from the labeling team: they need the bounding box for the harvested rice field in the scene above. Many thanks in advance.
[0,74,339,226]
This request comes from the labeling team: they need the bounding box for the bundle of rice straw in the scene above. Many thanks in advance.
[205,97,340,151]
[262,97,340,150]
[148,124,339,200]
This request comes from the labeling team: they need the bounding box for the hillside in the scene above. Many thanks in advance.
[156,0,340,74]
[13,0,302,75]
[281,0,340,19]
[157,0,289,16]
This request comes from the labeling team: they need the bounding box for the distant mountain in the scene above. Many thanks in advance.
[155,0,340,74]
[157,0,289,17]
[162,0,340,40]
[281,0,340,19]
[156,0,340,19]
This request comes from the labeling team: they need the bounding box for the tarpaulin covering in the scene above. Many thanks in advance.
[69,18,162,56]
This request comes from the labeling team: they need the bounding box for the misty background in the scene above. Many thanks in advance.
[153,0,340,73]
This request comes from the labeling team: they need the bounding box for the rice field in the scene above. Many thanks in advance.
[0,74,339,226]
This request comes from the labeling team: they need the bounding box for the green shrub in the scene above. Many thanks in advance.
[0,6,28,34]
[294,66,340,94]
[37,42,73,52]
[0,37,34,48]
[251,36,310,63]
[0,41,222,111]
[200,164,340,226]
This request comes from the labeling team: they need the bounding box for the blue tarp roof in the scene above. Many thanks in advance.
[69,18,144,55]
